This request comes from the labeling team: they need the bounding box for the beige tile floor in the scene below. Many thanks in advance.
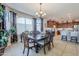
[3,35,79,56]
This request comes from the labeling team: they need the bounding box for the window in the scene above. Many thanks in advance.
[16,17,33,35]
[36,18,41,32]
[5,11,11,31]
[16,17,26,35]
[17,17,25,24]
[25,18,33,31]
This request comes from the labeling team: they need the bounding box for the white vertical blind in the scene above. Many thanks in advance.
[25,18,33,31]
[16,17,26,35]
[36,18,41,32]
[5,11,11,31]
[16,17,33,35]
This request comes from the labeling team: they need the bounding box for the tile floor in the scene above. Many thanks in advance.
[2,35,79,56]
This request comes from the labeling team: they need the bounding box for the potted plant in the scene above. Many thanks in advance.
[0,30,8,56]
[0,30,4,47]
[9,26,16,35]
[0,30,8,47]
[0,4,4,22]
[9,26,17,43]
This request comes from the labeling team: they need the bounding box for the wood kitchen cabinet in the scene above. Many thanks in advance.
[47,20,79,28]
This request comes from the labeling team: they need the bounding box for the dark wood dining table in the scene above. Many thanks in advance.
[28,33,47,53]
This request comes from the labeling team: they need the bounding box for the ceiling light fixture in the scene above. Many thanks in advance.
[35,3,46,17]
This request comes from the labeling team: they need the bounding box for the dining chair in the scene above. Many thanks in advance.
[30,31,40,35]
[61,30,68,41]
[37,31,50,54]
[45,30,55,47]
[20,32,25,42]
[22,33,35,56]
[70,31,78,43]
[50,31,55,47]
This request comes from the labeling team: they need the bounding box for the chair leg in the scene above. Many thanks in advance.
[20,36,22,42]
[27,48,29,56]
[66,36,67,41]
[70,37,72,42]
[76,38,78,43]
[61,36,63,40]
[44,45,46,54]
[23,47,25,54]
[51,39,54,47]
[48,43,51,50]
[52,42,54,47]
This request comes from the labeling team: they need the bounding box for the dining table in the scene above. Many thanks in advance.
[28,32,47,53]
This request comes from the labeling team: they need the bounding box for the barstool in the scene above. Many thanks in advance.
[61,30,68,41]
[70,31,78,43]
[61,35,67,41]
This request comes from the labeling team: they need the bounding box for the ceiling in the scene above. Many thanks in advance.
[4,3,79,21]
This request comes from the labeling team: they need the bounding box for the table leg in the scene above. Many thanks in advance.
[35,44,39,53]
